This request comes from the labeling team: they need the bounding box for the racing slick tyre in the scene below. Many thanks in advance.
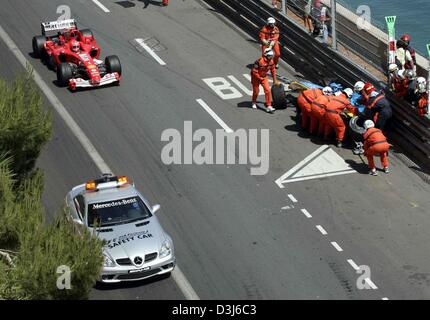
[105,55,122,76]
[271,84,286,109]
[32,35,46,58]
[57,63,73,87]
[80,29,94,38]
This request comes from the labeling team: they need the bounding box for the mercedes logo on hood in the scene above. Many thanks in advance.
[134,256,143,266]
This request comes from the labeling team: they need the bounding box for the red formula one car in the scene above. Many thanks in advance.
[32,19,121,90]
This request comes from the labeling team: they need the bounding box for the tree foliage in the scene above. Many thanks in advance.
[0,72,103,299]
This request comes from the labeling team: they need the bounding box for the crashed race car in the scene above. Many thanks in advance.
[271,75,368,141]
[32,19,121,90]
[65,174,175,283]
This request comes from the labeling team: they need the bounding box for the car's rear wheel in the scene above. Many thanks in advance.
[57,63,73,87]
[271,84,286,109]
[105,55,122,76]
[80,29,93,38]
[32,35,46,58]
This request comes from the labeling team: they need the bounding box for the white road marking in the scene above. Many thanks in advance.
[382,297,389,300]
[331,242,343,252]
[301,208,312,218]
[281,205,294,210]
[275,145,356,188]
[227,75,253,95]
[0,23,199,301]
[92,0,110,13]
[196,99,234,133]
[347,259,360,271]
[135,38,166,66]
[287,194,298,203]
[365,277,378,290]
[316,225,327,235]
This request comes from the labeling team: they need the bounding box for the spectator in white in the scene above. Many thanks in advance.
[395,39,414,74]
[319,4,331,44]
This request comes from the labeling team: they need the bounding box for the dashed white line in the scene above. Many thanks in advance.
[196,99,234,133]
[287,194,298,203]
[0,23,199,301]
[300,208,312,218]
[382,297,389,300]
[92,0,110,13]
[347,259,360,271]
[316,225,327,235]
[365,277,378,290]
[135,38,166,66]
[331,241,343,252]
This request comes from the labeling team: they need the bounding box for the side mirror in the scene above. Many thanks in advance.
[152,204,161,214]
[73,218,84,225]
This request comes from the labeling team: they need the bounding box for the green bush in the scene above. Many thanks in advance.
[0,69,52,182]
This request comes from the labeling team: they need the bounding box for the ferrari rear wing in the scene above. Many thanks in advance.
[41,19,77,36]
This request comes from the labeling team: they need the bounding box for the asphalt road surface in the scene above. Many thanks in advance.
[0,0,430,300]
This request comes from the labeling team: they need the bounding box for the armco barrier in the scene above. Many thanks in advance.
[203,0,430,172]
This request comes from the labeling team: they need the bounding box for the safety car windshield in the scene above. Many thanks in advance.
[87,196,152,227]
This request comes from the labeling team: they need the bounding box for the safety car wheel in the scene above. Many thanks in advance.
[32,35,46,58]
[271,84,286,109]
[105,55,122,76]
[57,63,73,87]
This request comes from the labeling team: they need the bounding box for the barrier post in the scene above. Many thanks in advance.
[331,0,337,50]
[426,44,430,119]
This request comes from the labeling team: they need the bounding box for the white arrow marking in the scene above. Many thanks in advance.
[275,145,356,188]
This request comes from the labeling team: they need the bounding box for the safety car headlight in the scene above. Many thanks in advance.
[159,240,171,259]
[103,253,116,267]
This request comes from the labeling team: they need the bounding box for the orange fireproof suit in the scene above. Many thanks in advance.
[310,95,330,136]
[259,25,281,66]
[363,127,390,170]
[323,94,351,141]
[297,88,323,130]
[251,56,276,106]
[417,93,428,117]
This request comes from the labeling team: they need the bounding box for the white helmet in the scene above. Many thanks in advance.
[388,63,398,72]
[264,48,274,58]
[343,88,354,98]
[417,77,427,93]
[397,69,406,80]
[363,120,375,130]
[267,17,276,26]
[322,86,333,96]
[405,69,415,80]
[354,81,365,92]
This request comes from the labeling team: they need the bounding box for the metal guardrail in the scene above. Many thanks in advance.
[203,0,430,172]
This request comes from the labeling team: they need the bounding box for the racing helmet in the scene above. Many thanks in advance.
[417,77,427,93]
[400,34,411,45]
[343,88,353,98]
[322,86,333,96]
[71,40,80,53]
[354,81,365,92]
[264,48,274,59]
[363,83,375,95]
[363,120,375,130]
[267,17,276,27]
[388,63,398,73]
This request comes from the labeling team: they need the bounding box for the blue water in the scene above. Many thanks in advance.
[339,0,429,55]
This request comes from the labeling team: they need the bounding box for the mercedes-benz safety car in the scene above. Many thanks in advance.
[32,19,121,90]
[65,174,175,283]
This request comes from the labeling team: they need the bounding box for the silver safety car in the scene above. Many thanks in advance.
[65,174,175,283]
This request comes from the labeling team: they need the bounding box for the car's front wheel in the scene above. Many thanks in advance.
[105,55,122,76]
[32,35,46,58]
[57,63,73,87]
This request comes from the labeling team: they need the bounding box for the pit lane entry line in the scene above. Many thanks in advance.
[196,98,234,133]
[135,38,167,66]
[92,0,110,13]
[0,23,200,301]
